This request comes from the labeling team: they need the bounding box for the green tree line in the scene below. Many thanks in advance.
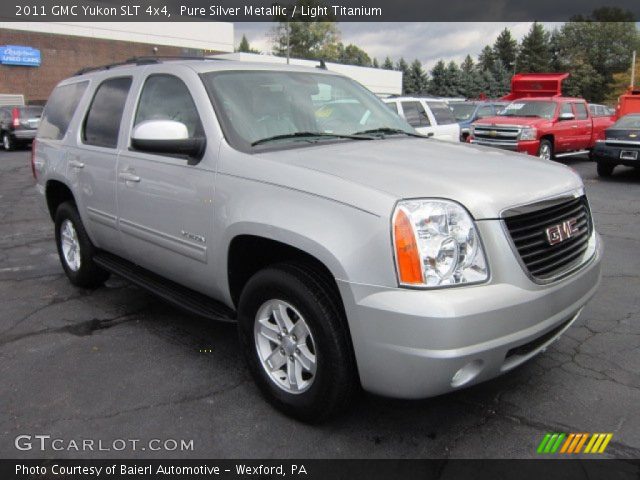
[238,4,639,102]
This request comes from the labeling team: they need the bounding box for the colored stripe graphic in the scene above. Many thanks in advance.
[538,433,613,454]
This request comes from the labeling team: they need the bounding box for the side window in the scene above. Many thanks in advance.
[426,102,456,125]
[401,101,430,127]
[477,105,493,118]
[83,77,132,148]
[573,103,588,120]
[560,103,573,116]
[385,102,399,114]
[39,82,88,140]
[134,74,203,138]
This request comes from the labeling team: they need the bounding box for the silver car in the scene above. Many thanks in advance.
[34,58,602,422]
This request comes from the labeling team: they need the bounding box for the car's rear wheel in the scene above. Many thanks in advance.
[2,132,13,151]
[237,263,358,422]
[54,201,110,288]
[597,162,615,177]
[538,139,553,161]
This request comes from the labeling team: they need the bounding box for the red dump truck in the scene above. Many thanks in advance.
[616,86,640,117]
[469,73,615,160]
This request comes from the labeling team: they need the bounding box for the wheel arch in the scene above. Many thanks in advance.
[45,179,76,221]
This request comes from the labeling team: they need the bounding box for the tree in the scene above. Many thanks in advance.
[237,34,258,53]
[444,61,462,96]
[406,59,428,94]
[338,43,371,66]
[372,57,379,68]
[477,45,495,72]
[382,56,394,70]
[552,12,638,101]
[459,55,483,98]
[271,1,339,60]
[491,59,511,97]
[428,60,448,96]
[493,28,518,72]
[396,58,410,93]
[517,22,552,73]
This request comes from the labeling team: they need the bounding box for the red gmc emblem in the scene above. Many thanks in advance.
[545,218,579,245]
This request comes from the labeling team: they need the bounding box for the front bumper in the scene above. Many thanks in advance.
[470,138,540,156]
[338,221,602,399]
[592,142,640,167]
[12,129,37,140]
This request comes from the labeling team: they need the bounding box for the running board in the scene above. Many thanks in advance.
[554,150,590,158]
[94,252,236,322]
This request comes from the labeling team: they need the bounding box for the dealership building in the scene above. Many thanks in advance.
[0,22,402,105]
[0,22,235,103]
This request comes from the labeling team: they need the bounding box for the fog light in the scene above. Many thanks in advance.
[451,359,484,388]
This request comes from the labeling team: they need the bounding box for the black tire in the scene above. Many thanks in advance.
[237,263,359,423]
[538,139,553,161]
[54,201,110,288]
[2,132,13,151]
[597,162,614,177]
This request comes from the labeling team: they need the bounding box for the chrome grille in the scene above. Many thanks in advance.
[473,125,521,146]
[503,196,593,281]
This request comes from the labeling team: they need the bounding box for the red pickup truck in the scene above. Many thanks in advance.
[469,73,615,160]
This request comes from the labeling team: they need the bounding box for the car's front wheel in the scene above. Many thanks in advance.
[237,263,358,422]
[538,139,553,161]
[54,201,110,288]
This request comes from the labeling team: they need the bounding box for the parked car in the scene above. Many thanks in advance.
[591,113,640,177]
[34,58,602,422]
[450,101,508,141]
[589,103,615,118]
[0,105,43,150]
[383,97,460,142]
[469,97,615,160]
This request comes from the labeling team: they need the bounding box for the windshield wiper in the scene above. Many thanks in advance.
[352,127,424,138]
[251,131,372,146]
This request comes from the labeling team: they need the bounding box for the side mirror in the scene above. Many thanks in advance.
[558,112,575,121]
[131,120,205,161]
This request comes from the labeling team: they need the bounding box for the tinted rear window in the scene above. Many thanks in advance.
[426,102,456,124]
[38,82,88,140]
[83,77,132,148]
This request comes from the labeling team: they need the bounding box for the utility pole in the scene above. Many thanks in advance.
[631,50,636,88]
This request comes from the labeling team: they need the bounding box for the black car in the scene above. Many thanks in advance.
[0,105,43,151]
[592,114,640,177]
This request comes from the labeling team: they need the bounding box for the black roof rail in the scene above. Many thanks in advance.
[74,55,228,76]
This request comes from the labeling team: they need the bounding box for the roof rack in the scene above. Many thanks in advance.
[74,55,228,76]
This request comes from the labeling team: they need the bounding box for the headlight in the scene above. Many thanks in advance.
[518,127,537,141]
[392,199,488,287]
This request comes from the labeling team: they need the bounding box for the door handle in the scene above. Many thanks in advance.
[119,171,141,183]
[571,125,578,129]
[69,160,85,169]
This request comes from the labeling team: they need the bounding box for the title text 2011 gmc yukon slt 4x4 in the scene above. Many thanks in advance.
[33,58,602,422]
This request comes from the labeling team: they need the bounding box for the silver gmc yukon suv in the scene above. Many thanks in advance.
[34,58,602,422]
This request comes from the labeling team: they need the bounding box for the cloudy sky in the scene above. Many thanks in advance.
[234,22,562,70]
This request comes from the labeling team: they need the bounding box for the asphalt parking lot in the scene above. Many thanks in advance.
[1,149,639,459]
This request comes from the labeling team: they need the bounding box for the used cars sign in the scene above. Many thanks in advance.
[0,45,41,66]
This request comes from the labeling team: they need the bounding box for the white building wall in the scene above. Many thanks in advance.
[216,52,402,96]
[0,22,234,52]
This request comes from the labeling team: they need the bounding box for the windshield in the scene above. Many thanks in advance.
[613,114,640,129]
[201,70,416,150]
[498,101,557,119]
[450,103,477,121]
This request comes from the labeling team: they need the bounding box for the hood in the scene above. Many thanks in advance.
[254,138,583,220]
[474,116,550,128]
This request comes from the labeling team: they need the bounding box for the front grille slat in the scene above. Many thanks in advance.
[504,196,593,281]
